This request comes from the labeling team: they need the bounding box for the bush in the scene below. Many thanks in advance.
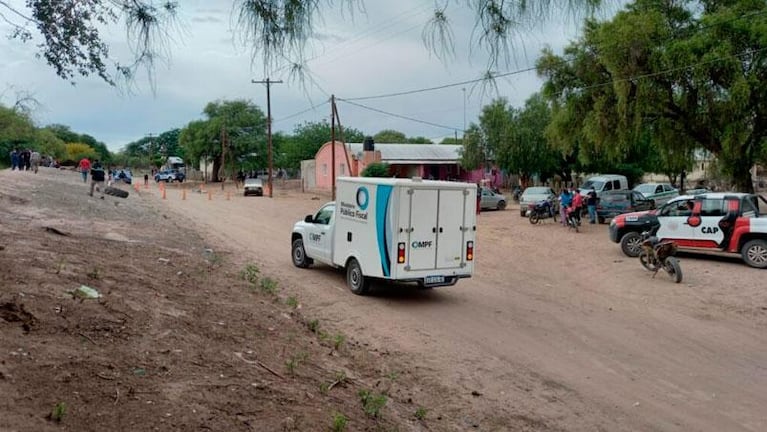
[361,162,390,177]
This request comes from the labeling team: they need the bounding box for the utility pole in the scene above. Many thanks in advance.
[251,78,283,198]
[331,95,336,201]
[462,87,466,145]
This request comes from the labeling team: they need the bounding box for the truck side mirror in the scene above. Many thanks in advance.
[304,215,314,223]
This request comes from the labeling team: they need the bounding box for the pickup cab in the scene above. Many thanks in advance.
[609,193,767,268]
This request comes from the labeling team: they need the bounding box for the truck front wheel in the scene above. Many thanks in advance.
[742,239,767,269]
[291,238,312,268]
[346,258,370,295]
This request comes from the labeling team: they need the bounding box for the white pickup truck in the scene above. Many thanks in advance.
[291,177,478,294]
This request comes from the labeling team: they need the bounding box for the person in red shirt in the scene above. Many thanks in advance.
[571,188,584,225]
[78,157,91,183]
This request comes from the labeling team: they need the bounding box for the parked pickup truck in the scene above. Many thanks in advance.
[609,193,767,268]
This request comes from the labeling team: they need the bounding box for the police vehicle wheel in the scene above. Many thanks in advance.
[620,231,643,257]
[742,239,767,269]
[291,238,312,268]
[346,258,370,295]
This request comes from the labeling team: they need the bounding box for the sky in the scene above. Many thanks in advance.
[0,0,623,152]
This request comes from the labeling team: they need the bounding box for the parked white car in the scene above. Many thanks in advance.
[633,182,679,205]
[519,186,557,217]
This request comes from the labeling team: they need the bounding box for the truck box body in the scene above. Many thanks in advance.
[292,177,477,291]
[333,177,476,285]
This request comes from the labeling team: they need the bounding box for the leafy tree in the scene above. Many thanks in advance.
[0,104,35,166]
[459,124,486,171]
[178,99,267,181]
[406,136,433,144]
[280,120,365,170]
[373,130,407,143]
[2,1,603,85]
[361,162,390,177]
[538,0,767,192]
[440,137,462,145]
[64,143,97,164]
[35,129,67,161]
[43,124,112,163]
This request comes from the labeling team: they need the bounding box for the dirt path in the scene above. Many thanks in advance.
[153,179,767,431]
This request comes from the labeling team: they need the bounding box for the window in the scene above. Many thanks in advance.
[322,164,328,176]
[663,184,674,192]
[604,181,613,191]
[742,198,757,218]
[655,185,663,194]
[660,200,693,217]
[632,192,645,202]
[613,180,621,190]
[699,199,724,217]
[314,205,335,225]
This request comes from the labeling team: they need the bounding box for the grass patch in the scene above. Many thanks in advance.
[285,352,309,375]
[259,277,278,295]
[358,389,387,418]
[331,412,348,432]
[240,263,260,285]
[49,402,66,422]
[333,333,346,351]
[285,295,298,308]
[307,319,320,334]
[415,407,427,420]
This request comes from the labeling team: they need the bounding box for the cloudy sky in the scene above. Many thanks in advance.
[0,0,623,152]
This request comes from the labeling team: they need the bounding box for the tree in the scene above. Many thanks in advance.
[178,99,267,182]
[373,130,407,143]
[459,124,486,171]
[65,143,97,164]
[280,120,365,170]
[2,1,603,86]
[538,0,767,192]
[440,137,462,145]
[0,104,35,166]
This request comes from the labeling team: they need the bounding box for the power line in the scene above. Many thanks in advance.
[341,66,538,101]
[274,100,330,124]
[337,98,461,132]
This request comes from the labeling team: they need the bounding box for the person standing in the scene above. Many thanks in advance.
[30,151,41,174]
[89,160,106,199]
[144,173,149,186]
[571,188,584,225]
[21,149,31,171]
[10,149,19,170]
[559,187,572,226]
[586,187,598,224]
[78,157,91,183]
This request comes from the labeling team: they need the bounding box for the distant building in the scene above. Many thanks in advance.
[307,138,503,190]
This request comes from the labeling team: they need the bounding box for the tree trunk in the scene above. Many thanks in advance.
[211,157,222,182]
[731,159,755,193]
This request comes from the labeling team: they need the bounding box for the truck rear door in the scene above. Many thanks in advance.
[403,188,467,271]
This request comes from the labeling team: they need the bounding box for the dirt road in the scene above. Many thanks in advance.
[155,180,767,431]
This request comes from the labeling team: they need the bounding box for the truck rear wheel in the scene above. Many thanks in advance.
[346,258,370,295]
[291,238,312,268]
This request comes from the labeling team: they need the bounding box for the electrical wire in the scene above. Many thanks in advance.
[337,98,461,132]
[274,99,330,125]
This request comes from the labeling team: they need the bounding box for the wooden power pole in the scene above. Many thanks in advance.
[251,78,283,198]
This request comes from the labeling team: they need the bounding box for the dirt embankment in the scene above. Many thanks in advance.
[0,168,503,432]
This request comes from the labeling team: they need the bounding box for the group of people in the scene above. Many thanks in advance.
[9,149,42,173]
[558,186,599,225]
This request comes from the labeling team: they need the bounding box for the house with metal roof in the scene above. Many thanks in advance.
[306,138,503,190]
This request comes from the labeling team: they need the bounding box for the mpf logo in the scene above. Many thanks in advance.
[411,240,433,248]
[356,187,369,210]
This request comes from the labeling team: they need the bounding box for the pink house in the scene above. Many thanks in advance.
[312,139,504,190]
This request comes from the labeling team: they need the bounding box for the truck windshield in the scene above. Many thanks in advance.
[314,205,335,225]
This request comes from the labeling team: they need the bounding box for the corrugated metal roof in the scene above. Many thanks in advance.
[346,143,461,164]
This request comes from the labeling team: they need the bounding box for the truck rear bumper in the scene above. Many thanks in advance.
[399,274,471,288]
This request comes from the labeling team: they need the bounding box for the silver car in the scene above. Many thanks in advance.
[243,178,264,196]
[480,188,507,210]
[519,186,558,217]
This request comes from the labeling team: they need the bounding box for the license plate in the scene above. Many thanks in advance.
[425,276,445,285]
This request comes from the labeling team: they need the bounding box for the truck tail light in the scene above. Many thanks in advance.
[466,241,474,261]
[397,242,406,263]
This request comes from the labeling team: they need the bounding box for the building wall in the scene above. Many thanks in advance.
[314,141,353,189]
[300,159,316,191]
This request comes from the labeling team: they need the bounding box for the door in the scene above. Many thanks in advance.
[693,197,727,249]
[304,204,334,263]
[406,189,438,270]
[436,190,465,269]
[656,199,697,243]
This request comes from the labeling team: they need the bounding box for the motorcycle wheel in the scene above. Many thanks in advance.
[529,212,540,224]
[639,251,657,272]
[665,257,683,283]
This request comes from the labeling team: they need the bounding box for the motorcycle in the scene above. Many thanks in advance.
[564,205,579,233]
[527,199,558,224]
[638,231,683,283]
[511,186,522,202]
